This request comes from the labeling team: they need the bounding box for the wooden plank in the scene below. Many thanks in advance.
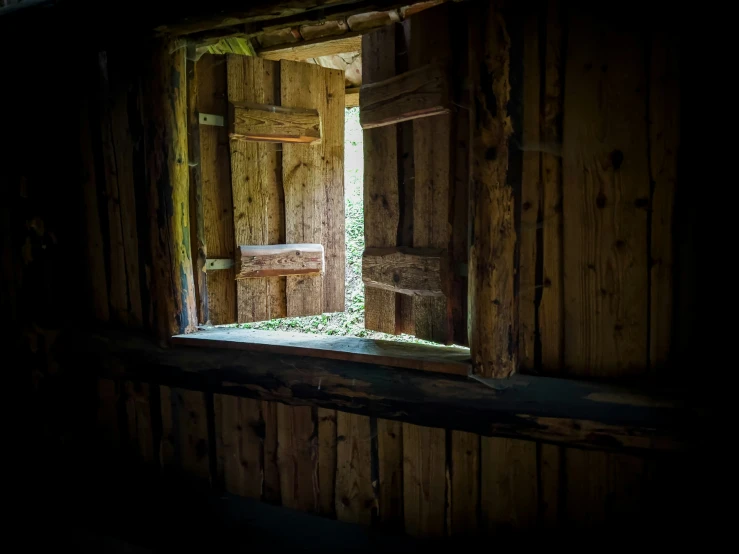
[362,247,446,297]
[160,386,211,483]
[198,54,236,325]
[362,25,399,335]
[335,413,375,525]
[562,10,650,377]
[539,442,562,528]
[450,431,479,535]
[377,418,403,527]
[238,244,324,278]
[345,86,360,107]
[540,0,564,373]
[649,27,680,374]
[259,34,362,61]
[468,1,517,377]
[347,9,400,31]
[96,378,120,450]
[262,401,281,503]
[317,408,337,517]
[360,64,450,129]
[228,55,286,323]
[173,327,471,376]
[403,423,446,537]
[214,394,263,498]
[229,102,321,143]
[281,59,345,316]
[480,437,537,532]
[276,404,317,512]
[124,381,153,463]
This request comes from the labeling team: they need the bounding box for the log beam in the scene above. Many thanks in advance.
[237,244,324,278]
[229,102,321,143]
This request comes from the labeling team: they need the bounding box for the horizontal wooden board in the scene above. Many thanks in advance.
[362,247,446,297]
[173,327,470,376]
[259,34,362,61]
[345,87,360,107]
[360,63,450,129]
[229,101,321,143]
[238,244,324,278]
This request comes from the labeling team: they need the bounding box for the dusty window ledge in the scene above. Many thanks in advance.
[172,327,471,377]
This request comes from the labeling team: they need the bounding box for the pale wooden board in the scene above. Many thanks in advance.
[480,437,537,532]
[230,102,321,143]
[198,54,236,324]
[335,413,375,525]
[317,408,337,517]
[362,25,399,335]
[260,34,362,61]
[262,401,281,503]
[450,431,479,535]
[562,10,650,377]
[281,59,345,316]
[160,387,211,483]
[377,418,403,527]
[124,381,153,463]
[402,423,446,537]
[539,0,565,373]
[539,442,562,528]
[214,394,263,499]
[172,327,471,376]
[276,404,317,512]
[228,55,286,323]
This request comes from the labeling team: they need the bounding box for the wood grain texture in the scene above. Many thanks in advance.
[229,102,321,143]
[345,87,359,107]
[214,394,263,498]
[238,243,324,278]
[198,54,236,325]
[562,10,650,377]
[281,59,345,316]
[480,437,537,532]
[540,0,564,373]
[262,401,281,503]
[317,407,337,517]
[362,247,446,296]
[450,431,479,535]
[468,1,517,376]
[160,386,210,483]
[539,442,562,528]
[228,55,286,323]
[403,423,446,537]
[377,418,403,527]
[360,63,450,129]
[335,413,375,524]
[649,27,679,374]
[124,381,153,463]
[260,34,362,61]
[276,404,317,512]
[362,25,399,334]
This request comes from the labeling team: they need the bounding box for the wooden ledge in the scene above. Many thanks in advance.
[58,328,696,453]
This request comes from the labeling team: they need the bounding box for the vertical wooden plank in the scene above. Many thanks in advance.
[317,408,337,517]
[540,0,565,373]
[335,413,375,525]
[539,442,562,527]
[214,394,263,499]
[562,9,650,377]
[403,423,446,537]
[124,381,153,463]
[159,385,175,468]
[160,386,210,484]
[362,25,399,335]
[468,0,517,377]
[519,5,542,370]
[96,378,120,450]
[228,55,286,323]
[649,27,680,374]
[277,404,317,512]
[480,437,537,532]
[377,418,403,527]
[198,54,236,324]
[450,431,479,535]
[262,401,281,504]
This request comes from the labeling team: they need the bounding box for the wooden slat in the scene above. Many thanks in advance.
[173,327,471,376]
[480,437,537,532]
[562,10,650,377]
[198,54,236,325]
[317,407,337,517]
[229,102,321,143]
[360,63,450,129]
[649,27,680,374]
[362,247,446,296]
[362,25,399,334]
[540,0,564,373]
[450,431,479,535]
[228,55,286,323]
[276,404,317,512]
[281,59,345,316]
[377,418,403,527]
[345,86,360,107]
[160,386,211,483]
[237,244,324,278]
[214,394,263,498]
[403,423,446,537]
[260,34,362,61]
[335,413,375,525]
[262,401,281,503]
[539,443,562,528]
[124,381,153,463]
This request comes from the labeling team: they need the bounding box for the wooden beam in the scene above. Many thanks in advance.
[362,247,446,297]
[229,102,321,143]
[237,244,324,278]
[345,86,360,107]
[259,34,361,61]
[61,328,696,453]
[360,63,450,129]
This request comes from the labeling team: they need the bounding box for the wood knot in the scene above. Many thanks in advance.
[485,147,497,161]
[595,192,607,209]
[610,149,624,170]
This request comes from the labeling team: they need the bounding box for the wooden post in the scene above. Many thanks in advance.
[468,0,518,378]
